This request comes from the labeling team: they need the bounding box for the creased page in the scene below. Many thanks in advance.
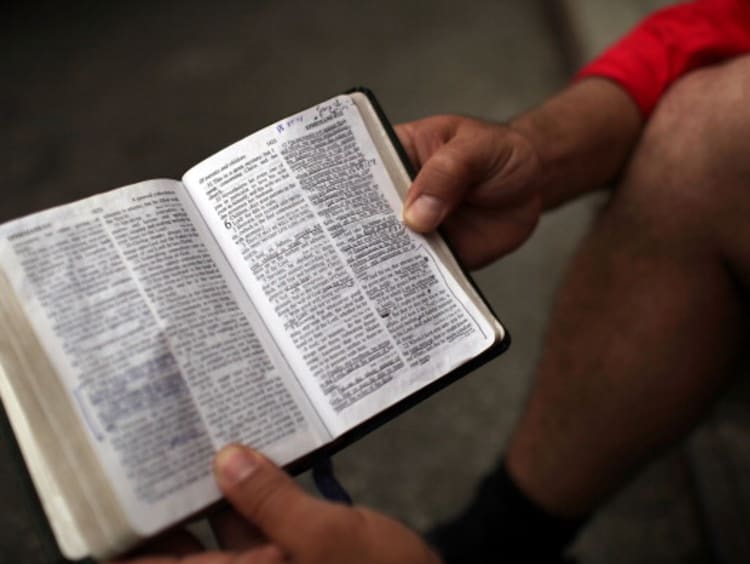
[0,180,321,537]
[183,95,496,436]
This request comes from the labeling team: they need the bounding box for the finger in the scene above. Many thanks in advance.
[180,552,244,564]
[236,544,288,564]
[213,445,327,551]
[114,529,203,560]
[403,133,505,232]
[108,550,238,564]
[106,557,178,564]
[393,123,419,168]
[395,116,460,172]
[209,507,266,550]
[440,196,540,268]
[181,552,261,564]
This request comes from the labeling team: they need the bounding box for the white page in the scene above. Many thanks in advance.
[183,95,496,436]
[0,180,325,537]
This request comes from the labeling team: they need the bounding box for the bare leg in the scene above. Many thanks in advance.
[507,55,750,518]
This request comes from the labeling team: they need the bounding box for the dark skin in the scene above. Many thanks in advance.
[399,115,541,269]
[111,78,642,563]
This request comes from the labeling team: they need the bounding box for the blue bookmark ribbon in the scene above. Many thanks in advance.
[312,457,352,505]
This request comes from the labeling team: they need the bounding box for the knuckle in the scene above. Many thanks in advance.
[508,137,540,183]
[232,470,285,522]
[234,546,285,564]
[429,150,472,186]
[495,129,540,187]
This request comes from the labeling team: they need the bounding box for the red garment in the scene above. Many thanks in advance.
[576,0,750,116]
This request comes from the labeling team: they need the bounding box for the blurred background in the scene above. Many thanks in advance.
[2,1,749,562]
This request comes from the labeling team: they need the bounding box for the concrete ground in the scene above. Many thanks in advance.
[1,1,747,562]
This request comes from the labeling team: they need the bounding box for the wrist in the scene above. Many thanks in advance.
[509,77,643,210]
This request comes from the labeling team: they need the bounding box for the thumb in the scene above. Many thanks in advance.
[213,444,323,549]
[402,134,495,233]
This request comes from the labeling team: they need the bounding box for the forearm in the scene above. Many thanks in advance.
[521,0,750,211]
[510,77,642,210]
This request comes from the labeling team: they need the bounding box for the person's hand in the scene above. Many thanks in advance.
[109,444,441,564]
[396,115,542,269]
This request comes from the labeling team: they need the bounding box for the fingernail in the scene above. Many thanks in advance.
[404,194,445,230]
[215,445,259,485]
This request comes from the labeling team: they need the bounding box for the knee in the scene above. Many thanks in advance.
[642,54,750,176]
[609,55,750,243]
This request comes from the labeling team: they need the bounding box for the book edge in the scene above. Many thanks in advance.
[0,269,139,560]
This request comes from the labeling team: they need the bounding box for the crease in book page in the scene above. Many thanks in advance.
[183,95,496,437]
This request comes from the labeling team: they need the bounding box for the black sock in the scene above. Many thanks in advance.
[426,461,587,563]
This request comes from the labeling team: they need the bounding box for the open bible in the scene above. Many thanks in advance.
[0,89,508,561]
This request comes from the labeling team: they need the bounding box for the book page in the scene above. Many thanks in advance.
[0,180,325,539]
[183,95,498,436]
